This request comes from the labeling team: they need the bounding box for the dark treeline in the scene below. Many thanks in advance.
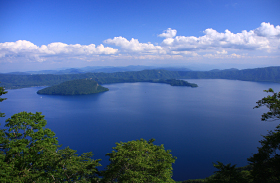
[1,66,280,89]
[37,79,109,95]
[153,79,198,87]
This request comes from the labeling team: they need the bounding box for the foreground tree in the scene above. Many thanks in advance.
[248,126,280,183]
[254,88,280,121]
[0,111,101,182]
[248,88,280,183]
[206,162,250,183]
[102,138,176,183]
[0,83,7,117]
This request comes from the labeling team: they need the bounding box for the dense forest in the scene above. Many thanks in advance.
[37,79,109,95]
[1,66,280,89]
[152,79,198,87]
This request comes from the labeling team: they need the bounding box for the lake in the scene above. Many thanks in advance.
[1,79,280,181]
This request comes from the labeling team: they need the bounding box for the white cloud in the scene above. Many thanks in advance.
[40,42,117,55]
[0,40,118,62]
[230,53,242,58]
[158,28,177,38]
[0,40,39,56]
[104,36,165,54]
[160,22,280,54]
[254,22,280,37]
[203,53,244,59]
[216,50,228,54]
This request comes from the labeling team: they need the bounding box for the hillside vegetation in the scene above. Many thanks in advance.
[37,79,109,95]
[1,66,280,89]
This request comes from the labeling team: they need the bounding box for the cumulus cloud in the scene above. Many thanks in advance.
[158,28,177,38]
[254,22,280,37]
[104,36,165,54]
[0,40,118,62]
[160,22,280,53]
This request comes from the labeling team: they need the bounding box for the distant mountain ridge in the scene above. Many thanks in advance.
[209,68,239,72]
[1,66,280,89]
[4,65,192,75]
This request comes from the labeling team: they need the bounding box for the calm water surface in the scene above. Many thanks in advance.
[1,79,280,181]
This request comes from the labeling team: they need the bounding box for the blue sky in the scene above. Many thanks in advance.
[0,0,280,72]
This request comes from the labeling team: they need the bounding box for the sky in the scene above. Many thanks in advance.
[0,0,280,72]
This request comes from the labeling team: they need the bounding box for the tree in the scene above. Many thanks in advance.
[248,126,280,183]
[206,162,250,183]
[54,147,101,182]
[0,83,7,117]
[0,111,101,182]
[248,88,280,183]
[254,88,280,121]
[102,138,176,183]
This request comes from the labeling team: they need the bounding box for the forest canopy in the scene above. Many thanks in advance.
[37,79,109,95]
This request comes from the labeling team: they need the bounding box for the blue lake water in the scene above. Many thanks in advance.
[1,79,280,181]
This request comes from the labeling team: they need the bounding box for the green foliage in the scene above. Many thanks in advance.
[247,88,280,183]
[0,83,7,117]
[0,111,101,182]
[52,147,101,182]
[254,88,280,121]
[248,125,280,183]
[102,138,176,183]
[153,79,198,87]
[0,112,58,182]
[37,79,109,95]
[206,162,251,183]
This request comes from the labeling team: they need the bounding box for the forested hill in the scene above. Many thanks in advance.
[178,66,280,82]
[1,66,280,89]
[37,79,109,95]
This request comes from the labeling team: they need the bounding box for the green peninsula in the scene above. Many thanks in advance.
[152,79,198,87]
[37,79,109,95]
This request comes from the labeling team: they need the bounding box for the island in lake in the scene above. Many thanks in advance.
[37,79,109,95]
[36,78,197,96]
[152,79,198,87]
